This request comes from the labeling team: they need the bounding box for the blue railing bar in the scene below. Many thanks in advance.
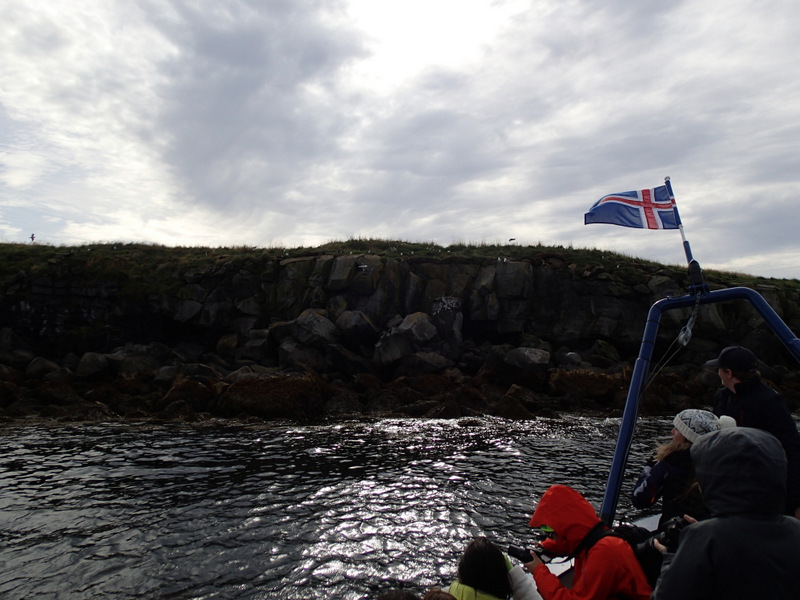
[599,286,800,524]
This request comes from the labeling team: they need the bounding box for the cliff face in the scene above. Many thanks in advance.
[1,245,798,422]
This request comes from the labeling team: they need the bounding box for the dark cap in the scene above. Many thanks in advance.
[705,346,758,372]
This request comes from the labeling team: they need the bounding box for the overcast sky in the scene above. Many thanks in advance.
[2,1,799,278]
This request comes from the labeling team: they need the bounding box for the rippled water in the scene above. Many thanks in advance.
[0,416,667,599]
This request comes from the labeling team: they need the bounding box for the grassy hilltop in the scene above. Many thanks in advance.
[1,238,797,295]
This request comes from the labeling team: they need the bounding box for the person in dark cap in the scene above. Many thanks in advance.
[652,427,800,599]
[707,345,800,518]
[705,345,759,372]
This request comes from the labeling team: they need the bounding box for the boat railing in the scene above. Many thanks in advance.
[599,285,800,524]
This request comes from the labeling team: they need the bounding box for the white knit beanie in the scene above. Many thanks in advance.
[673,409,735,443]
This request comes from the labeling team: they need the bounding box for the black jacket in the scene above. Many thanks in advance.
[631,449,708,527]
[652,427,800,600]
[713,377,800,513]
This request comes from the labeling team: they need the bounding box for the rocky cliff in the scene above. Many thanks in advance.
[1,243,798,422]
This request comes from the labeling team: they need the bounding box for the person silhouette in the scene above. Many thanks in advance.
[708,345,800,518]
[652,427,800,599]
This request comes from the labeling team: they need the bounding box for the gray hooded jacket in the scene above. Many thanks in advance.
[652,427,800,600]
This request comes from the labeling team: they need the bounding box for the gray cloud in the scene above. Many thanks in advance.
[139,0,366,213]
[0,0,798,277]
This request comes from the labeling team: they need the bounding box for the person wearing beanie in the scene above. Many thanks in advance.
[632,409,734,528]
[672,409,736,443]
[707,346,800,518]
[652,427,800,599]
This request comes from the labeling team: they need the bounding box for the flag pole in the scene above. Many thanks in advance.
[664,176,693,264]
[664,176,707,293]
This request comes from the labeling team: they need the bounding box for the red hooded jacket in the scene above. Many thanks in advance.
[528,485,652,600]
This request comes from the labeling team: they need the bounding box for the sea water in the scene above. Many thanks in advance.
[0,416,666,599]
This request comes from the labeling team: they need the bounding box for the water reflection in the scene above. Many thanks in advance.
[0,416,668,599]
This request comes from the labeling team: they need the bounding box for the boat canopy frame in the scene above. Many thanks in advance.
[600,285,800,524]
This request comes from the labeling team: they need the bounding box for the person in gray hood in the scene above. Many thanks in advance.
[652,427,800,599]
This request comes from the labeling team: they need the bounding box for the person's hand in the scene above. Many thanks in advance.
[523,550,543,574]
[794,506,800,520]
[654,514,696,554]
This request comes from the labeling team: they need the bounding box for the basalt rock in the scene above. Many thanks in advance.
[217,372,326,420]
[1,246,799,423]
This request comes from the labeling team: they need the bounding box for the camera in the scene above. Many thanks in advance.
[654,516,690,551]
[507,545,553,564]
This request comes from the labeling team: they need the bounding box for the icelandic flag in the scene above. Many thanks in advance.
[584,185,679,230]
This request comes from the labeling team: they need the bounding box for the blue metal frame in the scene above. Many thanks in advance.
[599,286,800,524]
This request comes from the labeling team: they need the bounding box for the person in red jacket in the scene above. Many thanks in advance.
[523,484,652,600]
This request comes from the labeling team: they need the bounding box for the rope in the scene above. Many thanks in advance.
[640,293,702,395]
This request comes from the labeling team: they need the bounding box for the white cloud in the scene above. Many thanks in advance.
[0,0,799,277]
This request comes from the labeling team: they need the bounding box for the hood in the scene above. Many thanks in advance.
[691,427,786,516]
[528,484,602,556]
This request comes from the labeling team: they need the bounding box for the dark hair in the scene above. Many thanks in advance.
[376,590,421,600]
[731,369,760,382]
[457,537,512,599]
[422,590,457,600]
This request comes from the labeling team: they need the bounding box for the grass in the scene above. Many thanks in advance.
[0,239,797,299]
[1,238,798,337]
